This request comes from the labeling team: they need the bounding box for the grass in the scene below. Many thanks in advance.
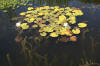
[0,0,30,10]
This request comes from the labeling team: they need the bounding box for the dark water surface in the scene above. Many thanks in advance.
[0,0,100,66]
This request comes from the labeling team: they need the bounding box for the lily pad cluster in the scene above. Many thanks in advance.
[17,6,87,40]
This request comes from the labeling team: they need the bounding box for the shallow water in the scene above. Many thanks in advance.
[0,0,100,66]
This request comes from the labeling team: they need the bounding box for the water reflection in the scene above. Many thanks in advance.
[32,0,71,7]
[79,0,100,4]
[0,0,100,66]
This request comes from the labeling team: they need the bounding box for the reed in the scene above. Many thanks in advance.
[21,36,28,60]
[6,53,13,66]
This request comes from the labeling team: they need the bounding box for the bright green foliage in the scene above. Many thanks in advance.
[0,0,30,10]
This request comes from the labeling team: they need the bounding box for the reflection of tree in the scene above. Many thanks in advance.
[80,0,100,4]
[33,0,71,6]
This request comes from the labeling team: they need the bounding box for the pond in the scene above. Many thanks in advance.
[0,0,100,66]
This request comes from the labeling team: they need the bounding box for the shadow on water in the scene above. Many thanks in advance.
[79,0,100,4]
[0,0,100,66]
[32,0,70,7]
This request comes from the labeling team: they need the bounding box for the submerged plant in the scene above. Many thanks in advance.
[17,6,88,42]
[79,59,100,66]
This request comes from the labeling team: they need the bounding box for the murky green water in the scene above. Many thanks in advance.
[0,0,100,66]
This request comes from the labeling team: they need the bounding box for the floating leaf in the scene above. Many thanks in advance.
[40,32,47,36]
[20,12,26,16]
[20,23,29,30]
[50,32,58,37]
[72,28,80,34]
[78,23,87,28]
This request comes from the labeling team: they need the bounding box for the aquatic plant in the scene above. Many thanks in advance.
[6,53,13,66]
[20,23,29,30]
[72,28,80,34]
[17,6,87,42]
[78,23,87,28]
[79,59,100,66]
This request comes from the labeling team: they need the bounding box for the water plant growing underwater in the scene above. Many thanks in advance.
[16,6,87,42]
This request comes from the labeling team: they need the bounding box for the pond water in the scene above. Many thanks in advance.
[0,0,100,66]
